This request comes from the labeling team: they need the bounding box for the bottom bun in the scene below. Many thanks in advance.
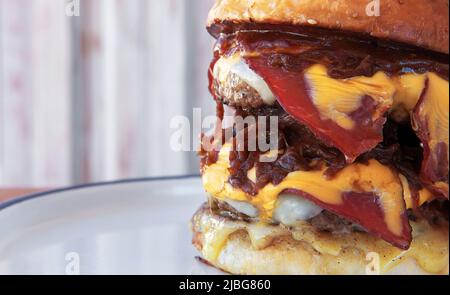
[191,204,449,275]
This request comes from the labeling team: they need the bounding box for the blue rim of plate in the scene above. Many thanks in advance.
[0,175,201,212]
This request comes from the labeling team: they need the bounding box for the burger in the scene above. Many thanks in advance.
[191,0,449,275]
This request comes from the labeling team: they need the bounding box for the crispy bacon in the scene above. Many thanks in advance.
[245,56,388,162]
[284,189,412,249]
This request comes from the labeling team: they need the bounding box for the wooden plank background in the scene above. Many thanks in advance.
[0,0,215,187]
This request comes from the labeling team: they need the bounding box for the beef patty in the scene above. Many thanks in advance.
[212,197,449,236]
[211,198,367,235]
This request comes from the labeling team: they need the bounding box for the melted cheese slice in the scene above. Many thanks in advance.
[399,174,435,209]
[304,66,449,131]
[214,56,448,134]
[273,194,324,226]
[305,64,396,130]
[393,74,427,113]
[415,73,450,166]
[203,144,410,237]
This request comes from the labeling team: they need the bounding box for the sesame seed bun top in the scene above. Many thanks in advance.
[207,0,449,54]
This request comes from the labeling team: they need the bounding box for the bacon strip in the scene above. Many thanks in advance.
[245,56,389,162]
[284,189,412,249]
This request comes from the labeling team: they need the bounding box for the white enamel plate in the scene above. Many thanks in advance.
[0,177,223,275]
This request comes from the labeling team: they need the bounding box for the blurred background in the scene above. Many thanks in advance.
[0,0,215,188]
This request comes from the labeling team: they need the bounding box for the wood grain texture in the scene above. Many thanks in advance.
[0,0,71,187]
[0,0,214,187]
[186,0,217,170]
